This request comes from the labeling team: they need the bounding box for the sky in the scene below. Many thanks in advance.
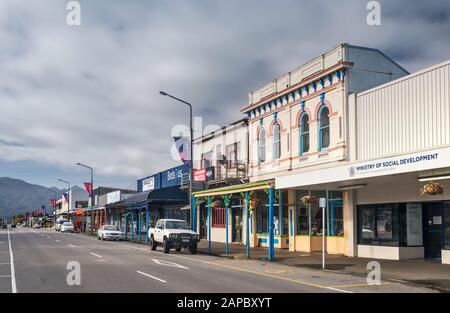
[0,0,449,189]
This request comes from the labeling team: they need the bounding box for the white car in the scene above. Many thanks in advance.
[55,218,68,231]
[149,219,199,254]
[32,223,41,229]
[60,222,74,233]
[98,225,123,241]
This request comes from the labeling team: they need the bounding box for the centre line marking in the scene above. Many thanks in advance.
[7,229,17,293]
[68,244,76,248]
[90,252,102,258]
[55,240,61,243]
[136,271,167,283]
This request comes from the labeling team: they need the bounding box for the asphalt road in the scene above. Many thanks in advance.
[0,227,437,293]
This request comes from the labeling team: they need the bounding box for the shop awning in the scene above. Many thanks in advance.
[124,186,188,206]
[192,181,273,198]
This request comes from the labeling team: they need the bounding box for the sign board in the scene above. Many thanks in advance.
[106,190,121,204]
[319,198,327,208]
[194,169,207,182]
[277,146,450,189]
[406,203,423,246]
[161,165,189,188]
[142,176,155,192]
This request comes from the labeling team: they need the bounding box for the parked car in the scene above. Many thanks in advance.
[55,218,68,231]
[11,224,16,228]
[97,225,124,241]
[33,223,41,229]
[60,222,74,233]
[148,219,199,254]
[1,224,7,229]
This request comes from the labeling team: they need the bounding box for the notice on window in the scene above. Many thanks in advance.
[407,203,423,246]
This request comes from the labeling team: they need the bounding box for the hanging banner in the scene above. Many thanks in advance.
[173,136,191,166]
[84,182,93,196]
[50,199,56,207]
[63,193,69,204]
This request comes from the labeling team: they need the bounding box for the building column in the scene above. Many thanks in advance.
[268,187,275,261]
[288,189,296,252]
[344,190,357,257]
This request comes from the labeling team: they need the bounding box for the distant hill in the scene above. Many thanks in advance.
[0,177,64,218]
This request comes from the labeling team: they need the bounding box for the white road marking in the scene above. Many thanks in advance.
[0,263,11,265]
[136,271,166,283]
[152,258,189,269]
[90,252,102,258]
[68,244,76,248]
[326,287,354,293]
[0,275,12,278]
[47,236,51,239]
[55,240,61,243]
[7,229,17,293]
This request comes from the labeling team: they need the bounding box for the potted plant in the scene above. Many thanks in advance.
[301,195,317,206]
[421,182,444,196]
[212,199,224,209]
[249,198,261,211]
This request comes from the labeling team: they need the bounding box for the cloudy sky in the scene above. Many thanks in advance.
[1,0,449,189]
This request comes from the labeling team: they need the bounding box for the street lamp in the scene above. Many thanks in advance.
[159,91,194,228]
[76,162,94,233]
[41,186,58,228]
[58,179,71,221]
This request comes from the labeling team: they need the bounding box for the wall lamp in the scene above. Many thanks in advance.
[338,184,367,191]
[418,174,450,182]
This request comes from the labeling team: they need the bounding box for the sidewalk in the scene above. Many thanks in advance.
[197,240,450,292]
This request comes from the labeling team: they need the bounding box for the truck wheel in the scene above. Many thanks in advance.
[150,237,157,251]
[163,238,170,254]
[189,243,197,254]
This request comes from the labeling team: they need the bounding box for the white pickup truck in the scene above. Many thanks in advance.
[148,219,199,254]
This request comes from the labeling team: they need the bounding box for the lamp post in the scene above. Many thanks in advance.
[41,186,58,228]
[159,91,194,227]
[58,179,71,222]
[76,162,94,233]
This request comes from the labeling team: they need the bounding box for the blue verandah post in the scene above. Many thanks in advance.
[138,208,141,242]
[225,194,229,256]
[268,187,275,261]
[146,206,149,243]
[208,196,212,255]
[124,214,128,240]
[245,191,250,258]
[131,208,134,241]
[191,195,196,232]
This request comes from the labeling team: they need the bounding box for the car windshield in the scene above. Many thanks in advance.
[104,226,119,231]
[58,220,68,224]
[63,222,73,226]
[165,221,189,229]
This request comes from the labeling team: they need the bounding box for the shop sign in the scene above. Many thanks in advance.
[194,169,206,182]
[142,176,155,191]
[277,146,450,189]
[106,190,121,204]
[161,165,189,188]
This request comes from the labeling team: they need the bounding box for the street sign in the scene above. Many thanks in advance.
[319,197,326,208]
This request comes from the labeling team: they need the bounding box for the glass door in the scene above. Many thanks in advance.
[423,202,443,259]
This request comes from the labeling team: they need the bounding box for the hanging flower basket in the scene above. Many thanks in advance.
[212,199,224,209]
[301,195,317,206]
[421,182,444,196]
[249,199,261,211]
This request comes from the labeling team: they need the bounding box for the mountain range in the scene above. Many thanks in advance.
[0,177,75,217]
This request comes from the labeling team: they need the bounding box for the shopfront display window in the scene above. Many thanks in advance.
[358,203,403,246]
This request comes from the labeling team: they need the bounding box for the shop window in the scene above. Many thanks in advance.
[258,128,266,163]
[318,106,330,150]
[213,207,226,228]
[299,113,310,155]
[297,206,309,235]
[256,205,268,234]
[329,201,344,236]
[358,204,403,246]
[201,151,213,168]
[272,123,281,160]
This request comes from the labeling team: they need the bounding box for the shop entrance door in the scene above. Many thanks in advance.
[232,206,243,243]
[423,202,443,259]
[200,205,208,239]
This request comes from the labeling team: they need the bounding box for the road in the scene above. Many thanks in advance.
[0,227,437,293]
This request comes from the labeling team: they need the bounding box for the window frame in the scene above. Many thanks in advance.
[258,128,266,163]
[272,122,281,160]
[318,105,330,150]
[299,113,310,155]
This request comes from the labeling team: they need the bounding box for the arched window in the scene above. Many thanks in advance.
[299,113,310,155]
[272,123,281,160]
[258,128,266,163]
[318,106,330,150]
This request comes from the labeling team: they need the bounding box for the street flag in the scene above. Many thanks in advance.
[173,136,190,166]
[63,193,69,204]
[84,182,93,197]
[50,199,56,207]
